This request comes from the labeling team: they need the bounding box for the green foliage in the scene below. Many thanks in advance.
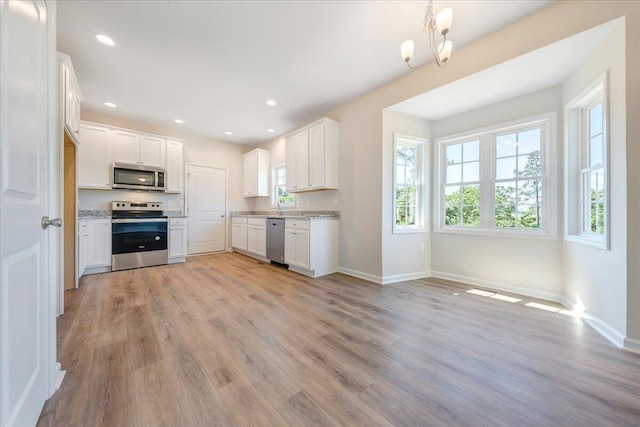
[396,186,416,226]
[445,186,480,226]
[277,187,294,205]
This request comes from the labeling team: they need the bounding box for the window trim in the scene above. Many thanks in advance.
[271,162,295,208]
[434,112,557,239]
[564,72,610,250]
[393,133,428,234]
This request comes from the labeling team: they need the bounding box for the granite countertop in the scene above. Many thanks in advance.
[78,210,187,219]
[231,210,339,219]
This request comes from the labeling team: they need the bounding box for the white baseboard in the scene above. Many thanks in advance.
[582,312,626,349]
[430,271,565,304]
[624,337,640,355]
[55,367,66,391]
[381,271,431,285]
[337,266,383,284]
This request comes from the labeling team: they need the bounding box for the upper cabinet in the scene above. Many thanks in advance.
[58,53,83,145]
[243,148,270,197]
[165,140,184,193]
[78,123,111,190]
[111,131,166,167]
[285,118,339,193]
[77,121,184,193]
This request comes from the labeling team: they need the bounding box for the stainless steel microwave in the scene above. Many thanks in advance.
[112,162,166,191]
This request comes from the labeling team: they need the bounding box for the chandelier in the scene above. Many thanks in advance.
[400,0,453,69]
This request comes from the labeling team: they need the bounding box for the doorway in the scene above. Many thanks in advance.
[186,165,227,254]
[63,133,77,295]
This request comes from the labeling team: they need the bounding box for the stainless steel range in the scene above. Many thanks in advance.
[111,201,168,271]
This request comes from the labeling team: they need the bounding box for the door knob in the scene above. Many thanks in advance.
[42,216,62,229]
[221,214,225,218]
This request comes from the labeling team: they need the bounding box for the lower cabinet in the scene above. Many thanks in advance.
[168,217,187,263]
[78,219,112,277]
[232,217,267,260]
[285,218,338,278]
[231,217,248,251]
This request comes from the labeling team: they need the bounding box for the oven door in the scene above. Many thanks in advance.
[112,218,168,254]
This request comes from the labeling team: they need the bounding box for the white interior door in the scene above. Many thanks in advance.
[187,165,226,254]
[1,1,53,425]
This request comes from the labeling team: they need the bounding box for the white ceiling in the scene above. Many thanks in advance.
[389,19,619,121]
[57,1,555,145]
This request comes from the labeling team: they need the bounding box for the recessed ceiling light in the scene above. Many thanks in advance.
[174,119,184,124]
[93,33,116,47]
[266,99,277,106]
[225,131,233,136]
[267,129,275,133]
[104,102,117,108]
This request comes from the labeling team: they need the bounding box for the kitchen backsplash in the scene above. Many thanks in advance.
[78,189,184,213]
[246,190,339,212]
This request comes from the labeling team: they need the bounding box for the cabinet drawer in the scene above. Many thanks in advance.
[248,217,266,226]
[169,218,186,226]
[232,217,248,224]
[285,218,310,230]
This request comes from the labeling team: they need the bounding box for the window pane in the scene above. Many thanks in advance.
[517,129,540,155]
[396,165,405,185]
[462,185,480,207]
[462,161,479,182]
[396,146,406,166]
[496,157,516,180]
[590,203,598,232]
[445,185,462,206]
[590,169,604,202]
[396,206,407,226]
[597,202,605,234]
[405,186,417,206]
[495,204,516,228]
[406,165,417,185]
[517,153,540,178]
[496,133,516,158]
[518,179,542,205]
[445,206,460,226]
[405,207,416,226]
[405,146,416,167]
[518,205,541,229]
[495,182,516,205]
[463,140,479,162]
[589,135,603,166]
[447,143,462,164]
[589,102,603,136]
[462,206,480,226]
[447,163,461,184]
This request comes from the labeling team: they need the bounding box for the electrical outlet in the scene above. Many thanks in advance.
[420,242,425,252]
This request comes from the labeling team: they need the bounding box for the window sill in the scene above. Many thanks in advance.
[434,226,556,240]
[565,234,608,250]
[393,227,428,235]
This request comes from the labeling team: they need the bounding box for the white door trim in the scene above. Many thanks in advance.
[185,164,229,254]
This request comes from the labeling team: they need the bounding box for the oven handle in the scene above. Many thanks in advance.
[112,218,168,224]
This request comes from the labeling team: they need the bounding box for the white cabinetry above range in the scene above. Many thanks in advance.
[285,118,339,193]
[77,121,184,193]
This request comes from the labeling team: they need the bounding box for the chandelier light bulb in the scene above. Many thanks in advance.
[400,40,415,62]
[437,40,453,63]
[436,7,453,35]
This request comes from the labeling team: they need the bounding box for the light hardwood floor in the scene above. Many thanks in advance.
[39,252,640,426]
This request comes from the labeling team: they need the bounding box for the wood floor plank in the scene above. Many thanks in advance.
[39,252,640,426]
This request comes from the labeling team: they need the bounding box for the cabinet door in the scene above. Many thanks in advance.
[78,222,88,277]
[295,230,310,270]
[232,224,248,250]
[243,151,258,197]
[139,135,165,167]
[78,124,111,189]
[295,131,310,190]
[284,229,296,265]
[111,130,139,164]
[86,220,111,268]
[166,140,184,193]
[255,226,266,257]
[169,226,186,258]
[285,137,296,191]
[247,226,257,253]
[309,123,325,188]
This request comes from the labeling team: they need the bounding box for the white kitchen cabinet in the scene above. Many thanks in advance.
[285,130,310,192]
[58,53,82,144]
[78,123,111,190]
[247,218,266,258]
[78,219,112,276]
[243,149,270,197]
[284,218,338,278]
[168,218,187,262]
[165,140,184,193]
[285,118,339,193]
[232,217,248,251]
[111,131,166,167]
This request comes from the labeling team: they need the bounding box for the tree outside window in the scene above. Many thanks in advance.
[272,164,295,207]
[394,135,426,232]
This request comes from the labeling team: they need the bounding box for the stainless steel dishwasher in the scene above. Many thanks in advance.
[266,217,286,265]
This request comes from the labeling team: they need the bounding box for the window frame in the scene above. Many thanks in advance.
[393,133,428,234]
[434,112,557,239]
[564,72,609,249]
[271,162,295,208]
